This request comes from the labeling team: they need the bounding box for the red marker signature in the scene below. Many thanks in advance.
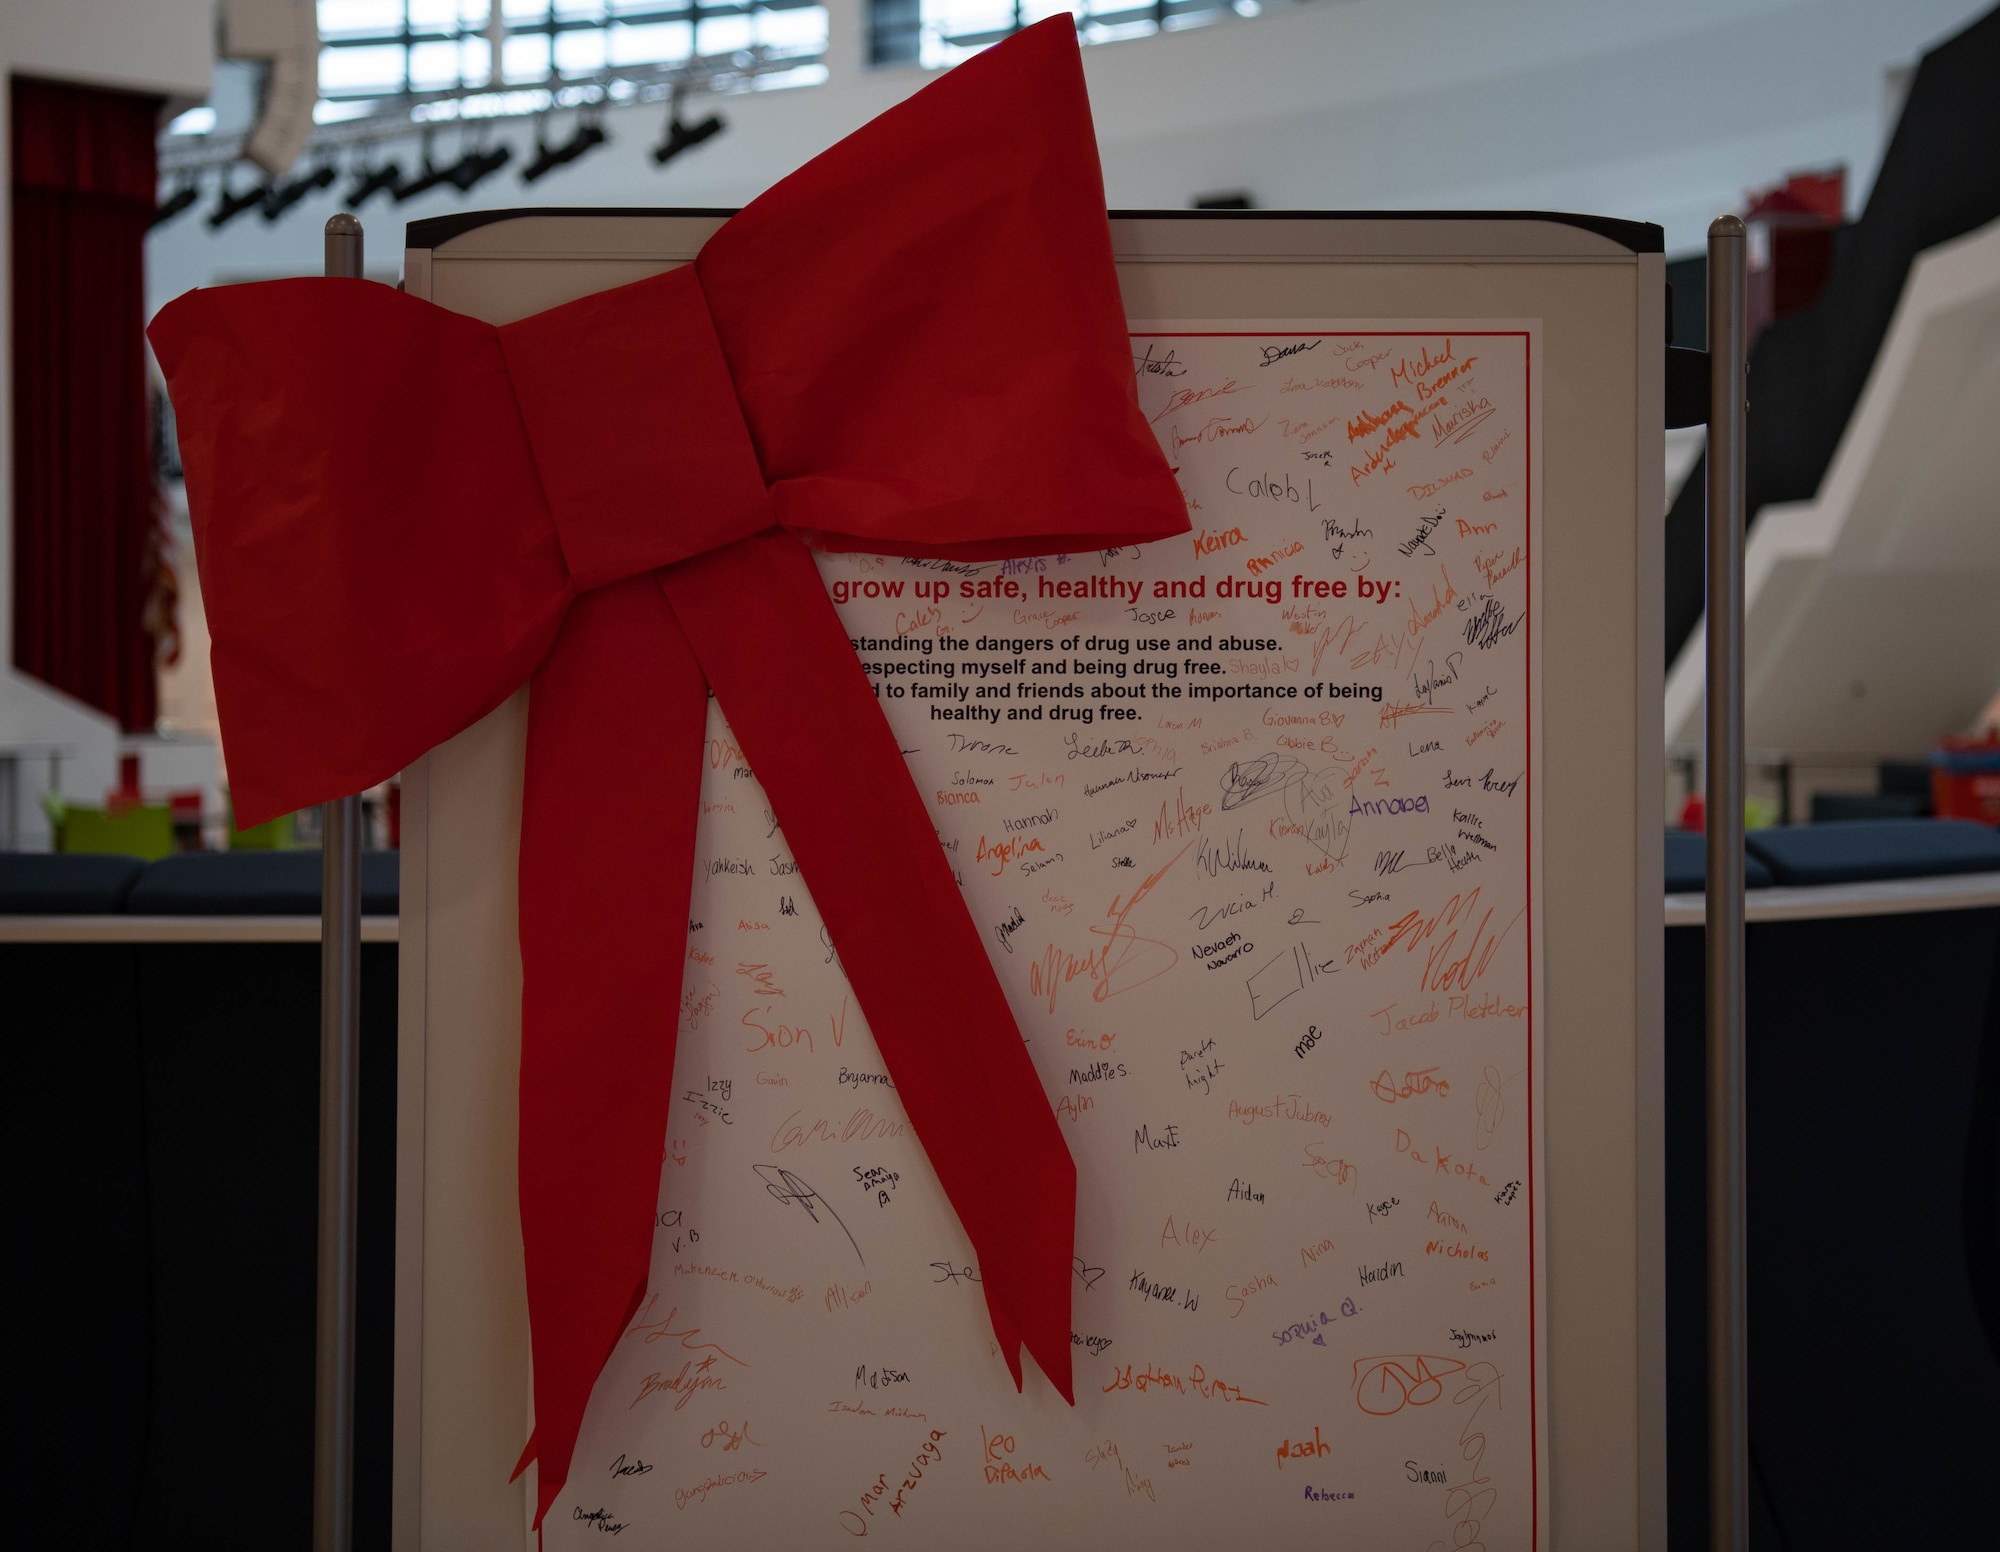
[1028,843,1192,1012]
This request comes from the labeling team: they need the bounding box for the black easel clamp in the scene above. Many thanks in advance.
[1667,346,1711,428]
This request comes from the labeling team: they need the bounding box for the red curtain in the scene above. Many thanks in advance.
[11,75,165,731]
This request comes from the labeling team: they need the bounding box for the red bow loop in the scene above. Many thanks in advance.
[698,18,1172,561]
[147,277,576,828]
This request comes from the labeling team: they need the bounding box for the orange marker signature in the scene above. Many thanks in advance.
[1027,842,1192,1012]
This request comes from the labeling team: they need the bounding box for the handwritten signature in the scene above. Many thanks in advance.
[1027,842,1191,1011]
[752,1165,864,1264]
[1219,754,1353,864]
[1433,1363,1504,1551]
[625,1294,748,1367]
[699,1418,765,1452]
[1351,1352,1467,1416]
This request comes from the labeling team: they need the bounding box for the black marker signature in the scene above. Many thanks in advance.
[1260,339,1322,368]
[752,1165,864,1265]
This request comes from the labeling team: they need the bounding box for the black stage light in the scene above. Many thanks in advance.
[520,117,607,184]
[448,142,512,193]
[207,174,270,229]
[260,163,336,221]
[652,108,723,167]
[344,150,404,209]
[392,136,455,203]
[521,116,559,183]
[150,179,200,229]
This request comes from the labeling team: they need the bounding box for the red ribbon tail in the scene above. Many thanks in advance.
[1010,1169,1079,1405]
[660,531,1078,1407]
[516,576,711,1530]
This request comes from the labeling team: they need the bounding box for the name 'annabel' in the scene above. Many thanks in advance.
[1349,793,1429,817]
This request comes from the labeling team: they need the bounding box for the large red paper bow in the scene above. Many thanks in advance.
[149,18,1186,1530]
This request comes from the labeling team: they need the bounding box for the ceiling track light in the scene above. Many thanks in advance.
[521,116,561,184]
[392,131,453,203]
[520,113,608,185]
[151,177,200,230]
[344,149,404,210]
[652,114,722,166]
[261,163,337,222]
[448,141,513,194]
[652,88,724,168]
[207,175,270,229]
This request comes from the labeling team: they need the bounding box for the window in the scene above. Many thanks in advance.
[868,0,1270,69]
[316,0,830,106]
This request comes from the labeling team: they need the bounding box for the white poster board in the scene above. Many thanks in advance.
[394,213,1665,1551]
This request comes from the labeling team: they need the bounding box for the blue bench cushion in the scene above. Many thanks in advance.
[1746,818,2000,886]
[126,851,399,916]
[1809,792,1928,823]
[1663,831,1774,892]
[0,852,147,913]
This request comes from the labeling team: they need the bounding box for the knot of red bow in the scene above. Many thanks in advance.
[149,18,1186,1530]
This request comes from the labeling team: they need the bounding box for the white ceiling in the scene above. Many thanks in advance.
[146,0,1992,309]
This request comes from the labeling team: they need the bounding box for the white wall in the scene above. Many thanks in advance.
[0,0,214,847]
[146,0,1990,313]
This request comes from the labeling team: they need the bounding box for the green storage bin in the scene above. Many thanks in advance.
[55,803,176,861]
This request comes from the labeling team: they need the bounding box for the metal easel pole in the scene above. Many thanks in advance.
[1704,212,1749,1552]
[314,211,365,1552]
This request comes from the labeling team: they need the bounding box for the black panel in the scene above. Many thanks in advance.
[1665,908,2000,1548]
[407,204,1663,253]
[1967,944,2000,1360]
[130,943,398,1551]
[1666,253,1706,349]
[1,943,150,1548]
[1665,347,1711,430]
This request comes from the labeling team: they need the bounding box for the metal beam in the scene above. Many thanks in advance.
[1704,211,1749,1552]
[314,211,365,1552]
